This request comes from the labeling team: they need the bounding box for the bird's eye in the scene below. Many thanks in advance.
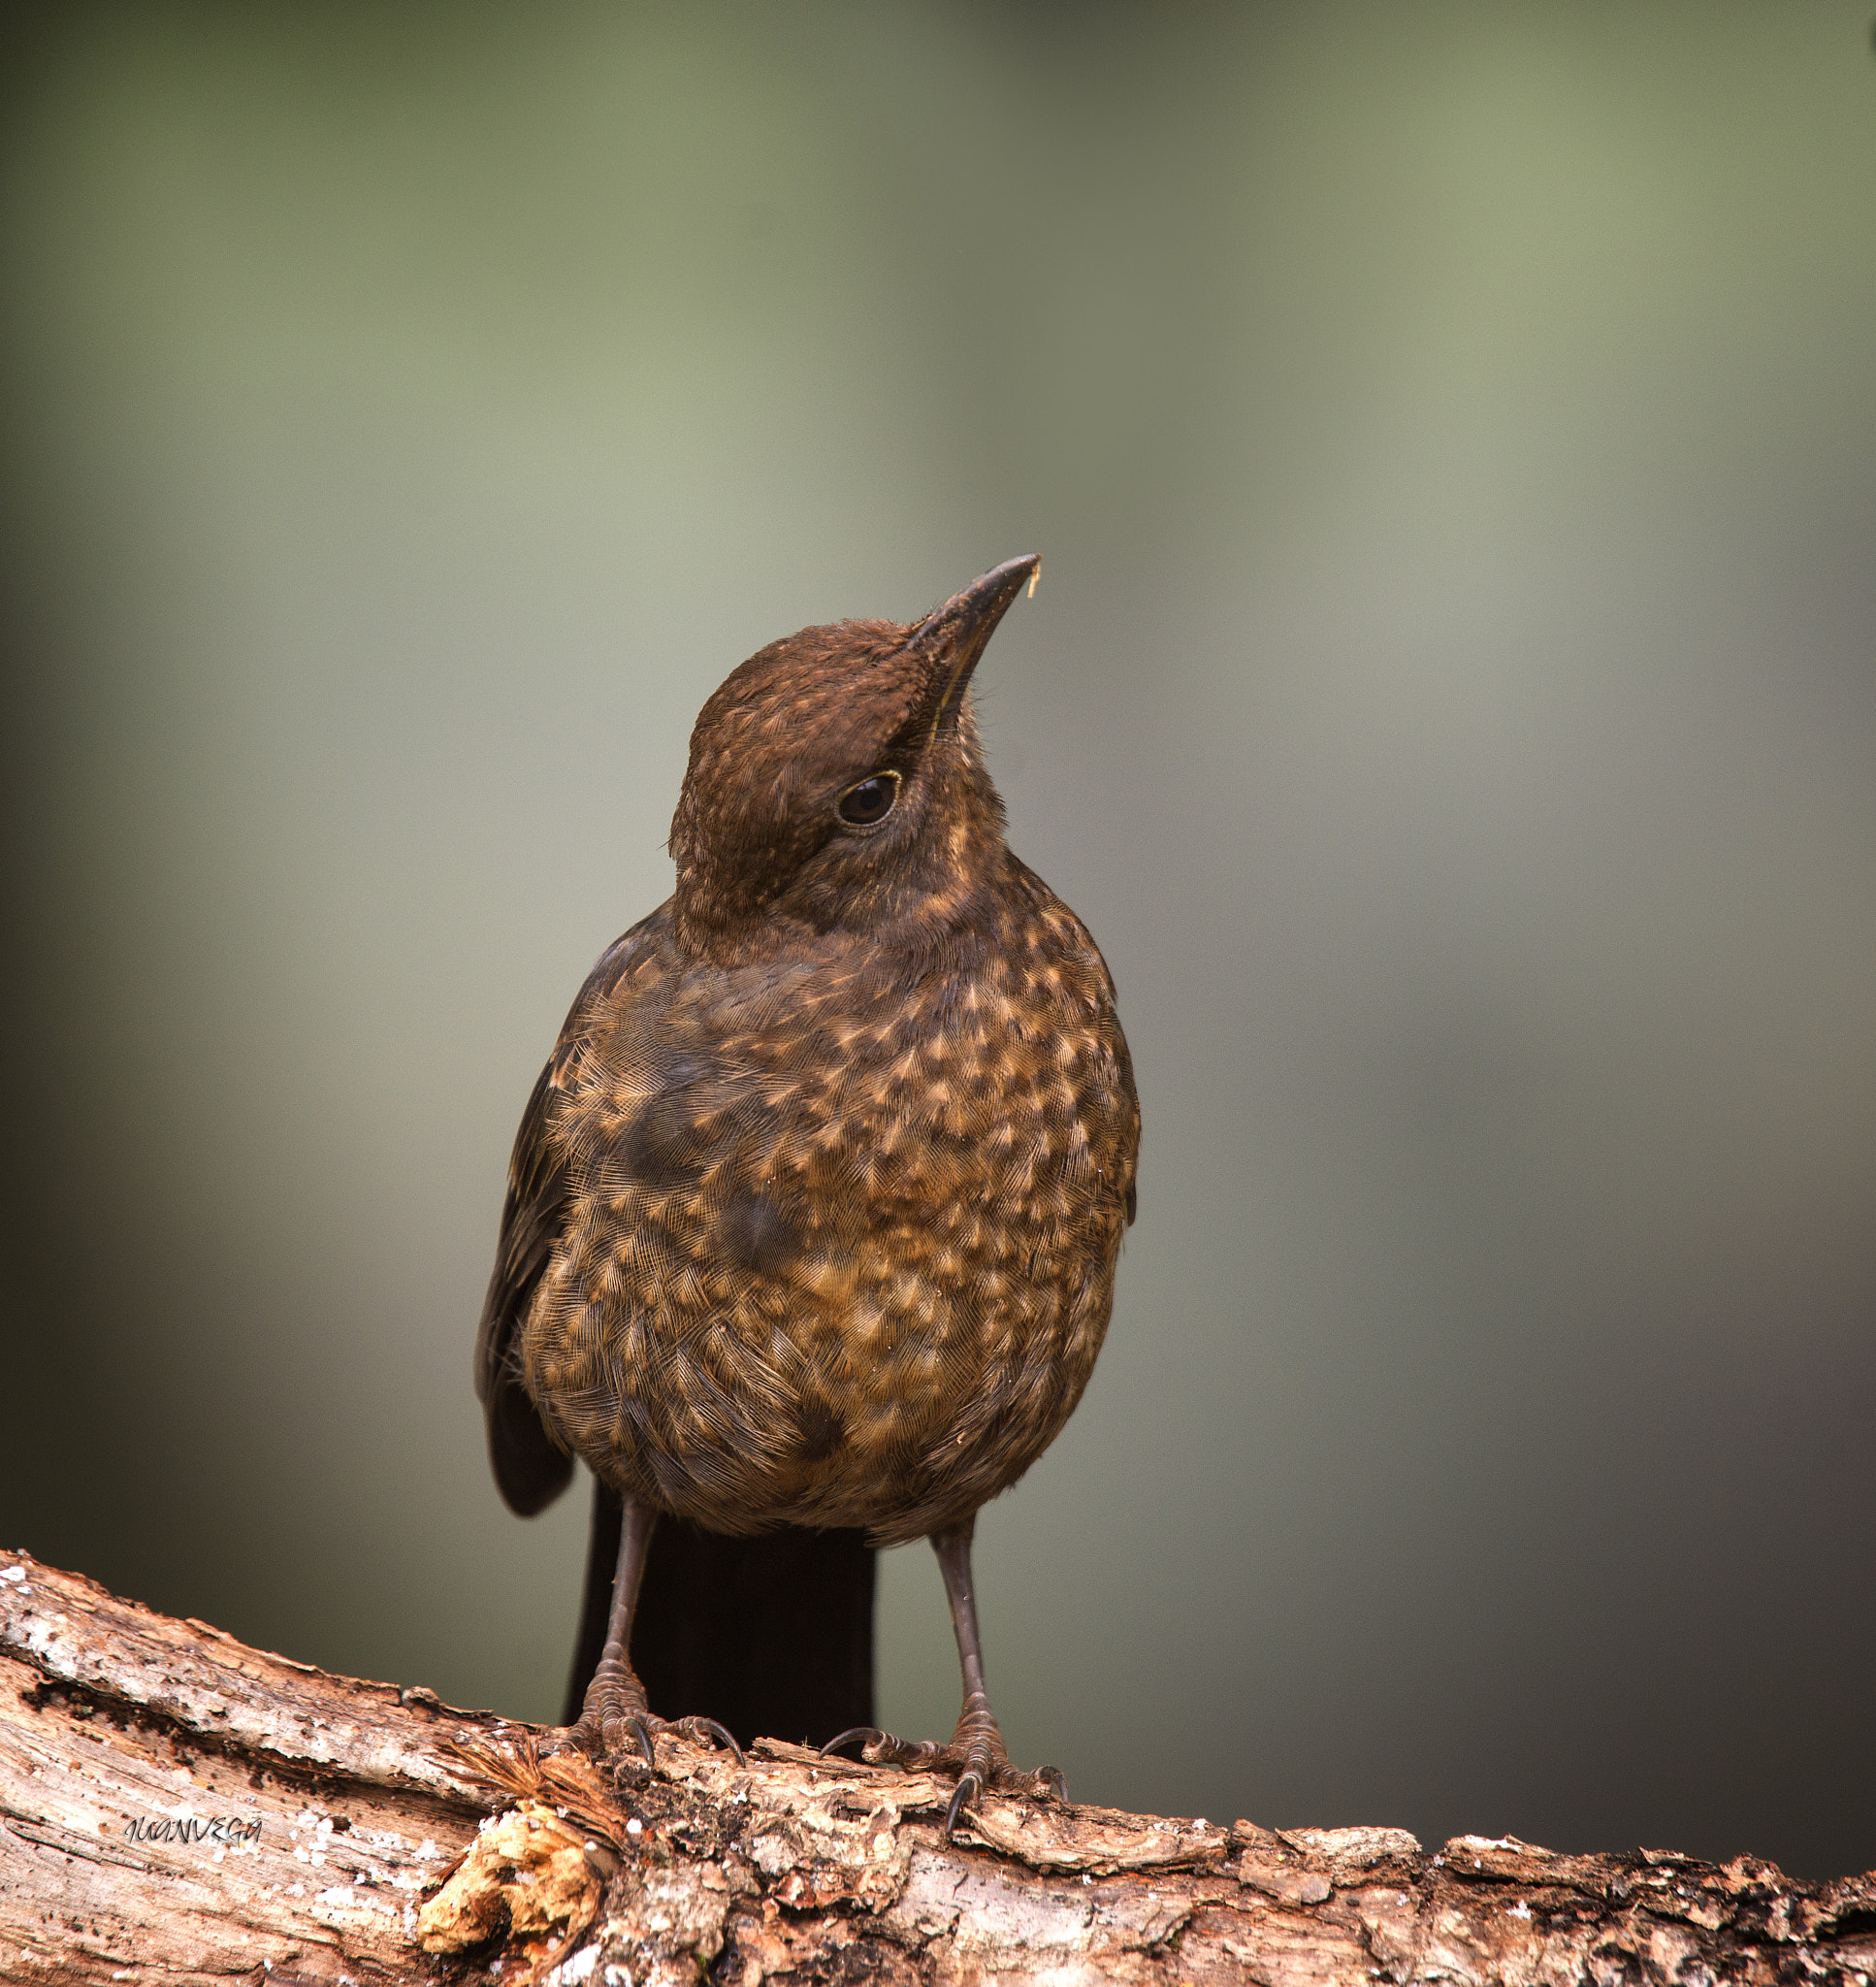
[837,771,901,827]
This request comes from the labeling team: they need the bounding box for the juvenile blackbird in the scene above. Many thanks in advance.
[476,555,1140,1832]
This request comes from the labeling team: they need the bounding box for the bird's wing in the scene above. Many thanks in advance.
[473,910,663,1515]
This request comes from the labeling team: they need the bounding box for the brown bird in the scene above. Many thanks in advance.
[475,554,1140,1832]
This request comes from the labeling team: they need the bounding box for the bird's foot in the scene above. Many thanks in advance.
[556,1646,743,1774]
[822,1695,1064,1840]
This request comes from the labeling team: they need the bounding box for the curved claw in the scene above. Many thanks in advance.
[943,1771,983,1841]
[623,1714,657,1769]
[693,1717,746,1767]
[821,1726,884,1760]
[1037,1764,1068,1806]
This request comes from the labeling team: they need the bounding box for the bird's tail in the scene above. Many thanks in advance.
[564,1477,877,1748]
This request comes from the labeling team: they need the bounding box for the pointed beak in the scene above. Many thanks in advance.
[910,553,1040,726]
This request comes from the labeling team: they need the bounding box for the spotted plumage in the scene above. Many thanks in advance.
[476,555,1139,1830]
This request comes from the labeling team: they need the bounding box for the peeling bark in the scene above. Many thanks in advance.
[3,1549,1872,1986]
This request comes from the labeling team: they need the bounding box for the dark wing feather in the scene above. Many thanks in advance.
[473,917,658,1515]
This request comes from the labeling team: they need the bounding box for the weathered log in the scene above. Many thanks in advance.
[3,1548,1872,1986]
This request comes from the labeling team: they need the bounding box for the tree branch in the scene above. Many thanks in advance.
[3,1548,1871,1985]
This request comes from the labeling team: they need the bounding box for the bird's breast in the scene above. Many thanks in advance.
[522,902,1139,1539]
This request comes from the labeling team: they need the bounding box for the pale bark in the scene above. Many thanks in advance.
[3,1548,1871,1986]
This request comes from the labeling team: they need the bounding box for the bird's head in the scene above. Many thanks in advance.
[669,554,1038,960]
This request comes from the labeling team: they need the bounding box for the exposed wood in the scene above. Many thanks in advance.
[4,1548,1873,1986]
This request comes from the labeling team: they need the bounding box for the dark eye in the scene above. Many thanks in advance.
[837,771,901,826]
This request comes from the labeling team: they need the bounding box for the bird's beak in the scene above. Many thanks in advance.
[911,553,1040,732]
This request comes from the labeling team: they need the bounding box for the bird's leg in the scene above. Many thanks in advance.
[566,1499,658,1762]
[563,1498,743,1770]
[931,1522,1015,1834]
[822,1519,1065,1838]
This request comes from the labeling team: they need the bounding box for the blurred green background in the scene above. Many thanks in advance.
[3,2,1873,1877]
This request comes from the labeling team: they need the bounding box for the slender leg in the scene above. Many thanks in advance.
[565,1496,742,1770]
[568,1501,660,1763]
[822,1517,1066,1838]
[561,1477,625,1728]
[930,1521,1006,1836]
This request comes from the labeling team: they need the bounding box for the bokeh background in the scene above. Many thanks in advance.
[3,2,1873,1878]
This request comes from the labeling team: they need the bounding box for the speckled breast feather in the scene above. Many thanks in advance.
[520,859,1138,1547]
